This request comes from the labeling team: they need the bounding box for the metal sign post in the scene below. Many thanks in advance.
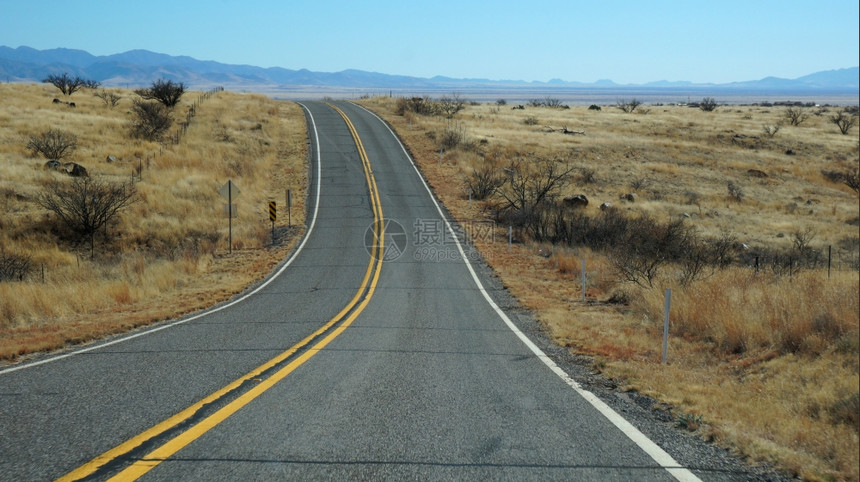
[218,180,241,254]
[287,189,293,226]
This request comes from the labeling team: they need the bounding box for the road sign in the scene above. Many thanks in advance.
[218,180,241,200]
[268,201,276,222]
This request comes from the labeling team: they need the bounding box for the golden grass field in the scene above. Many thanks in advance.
[0,83,307,359]
[1,82,857,480]
[358,96,859,481]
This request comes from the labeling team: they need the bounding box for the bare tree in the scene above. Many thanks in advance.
[438,93,467,117]
[43,73,98,96]
[616,98,642,113]
[783,106,809,126]
[831,110,857,135]
[36,177,136,258]
[27,129,77,160]
[497,157,575,213]
[699,97,718,112]
[761,123,781,138]
[94,89,122,108]
[843,168,860,194]
[135,79,186,109]
[130,99,173,141]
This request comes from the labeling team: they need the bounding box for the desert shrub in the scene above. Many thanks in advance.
[438,122,472,151]
[699,97,718,112]
[0,249,32,282]
[588,104,601,111]
[616,98,642,113]
[130,99,173,141]
[438,94,466,117]
[27,129,77,160]
[467,160,505,200]
[727,181,745,202]
[36,177,137,257]
[830,110,857,135]
[395,96,438,116]
[523,116,539,126]
[784,106,809,126]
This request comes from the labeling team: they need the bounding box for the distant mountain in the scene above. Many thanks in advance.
[0,45,857,94]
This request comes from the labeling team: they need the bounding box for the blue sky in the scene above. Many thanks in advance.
[1,0,857,84]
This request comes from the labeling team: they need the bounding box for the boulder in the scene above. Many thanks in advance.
[562,194,589,208]
[64,163,88,177]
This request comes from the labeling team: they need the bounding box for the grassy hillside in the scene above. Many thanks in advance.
[0,83,307,358]
[360,96,859,481]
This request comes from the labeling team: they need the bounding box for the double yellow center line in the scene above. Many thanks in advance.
[59,104,383,481]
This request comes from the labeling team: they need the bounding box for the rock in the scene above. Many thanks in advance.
[44,160,61,170]
[563,194,589,208]
[64,163,88,177]
[106,155,117,163]
[747,169,768,178]
[599,202,613,211]
[619,193,637,202]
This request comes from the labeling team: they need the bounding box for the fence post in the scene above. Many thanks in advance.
[662,288,671,364]
[581,257,587,302]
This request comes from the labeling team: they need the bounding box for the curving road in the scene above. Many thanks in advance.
[0,101,754,480]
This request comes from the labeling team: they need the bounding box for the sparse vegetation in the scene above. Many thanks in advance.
[0,82,307,361]
[360,95,859,481]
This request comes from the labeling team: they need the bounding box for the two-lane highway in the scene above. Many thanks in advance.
[1,101,707,480]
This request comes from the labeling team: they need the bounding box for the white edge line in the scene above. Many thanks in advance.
[354,103,702,482]
[0,102,323,377]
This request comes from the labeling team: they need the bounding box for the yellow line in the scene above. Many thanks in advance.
[58,103,384,481]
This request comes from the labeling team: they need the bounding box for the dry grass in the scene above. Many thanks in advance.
[0,83,307,360]
[361,96,859,481]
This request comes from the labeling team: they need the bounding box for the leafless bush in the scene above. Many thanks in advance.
[467,160,505,200]
[130,99,173,141]
[438,93,466,117]
[831,110,857,135]
[616,98,642,113]
[784,106,809,126]
[699,97,718,112]
[94,89,121,108]
[27,129,77,160]
[396,96,438,116]
[761,123,781,138]
[36,177,137,257]
[439,122,471,151]
[727,181,745,202]
[135,78,186,109]
[523,116,539,126]
[0,248,32,282]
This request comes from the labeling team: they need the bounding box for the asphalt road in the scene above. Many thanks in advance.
[0,101,777,481]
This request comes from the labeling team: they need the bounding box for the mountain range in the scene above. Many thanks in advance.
[1,45,858,95]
